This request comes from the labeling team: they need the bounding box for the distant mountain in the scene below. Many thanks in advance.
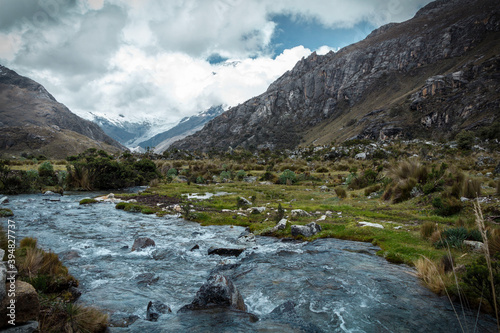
[91,113,152,147]
[138,105,224,152]
[0,65,125,159]
[172,0,500,151]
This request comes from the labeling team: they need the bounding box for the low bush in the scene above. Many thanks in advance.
[279,169,297,185]
[463,178,482,198]
[432,195,463,216]
[334,186,347,199]
[236,170,247,180]
[433,227,481,249]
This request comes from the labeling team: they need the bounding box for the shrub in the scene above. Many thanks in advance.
[383,160,428,203]
[334,186,347,199]
[316,166,329,173]
[167,168,178,177]
[364,184,382,196]
[462,255,500,315]
[236,170,247,180]
[279,169,297,185]
[432,196,463,216]
[0,208,14,217]
[349,169,378,190]
[195,176,205,184]
[456,130,475,150]
[220,171,232,180]
[275,203,285,222]
[420,222,437,239]
[433,227,480,249]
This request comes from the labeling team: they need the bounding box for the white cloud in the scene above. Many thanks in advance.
[0,0,432,127]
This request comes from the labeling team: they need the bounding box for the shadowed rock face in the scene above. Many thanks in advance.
[172,0,500,151]
[0,65,125,158]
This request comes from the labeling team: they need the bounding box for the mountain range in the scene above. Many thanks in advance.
[0,65,125,159]
[171,0,500,151]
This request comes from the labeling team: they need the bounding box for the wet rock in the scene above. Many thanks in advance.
[208,247,245,257]
[271,219,288,233]
[109,314,140,328]
[152,249,174,260]
[0,196,8,204]
[42,190,56,196]
[146,300,171,321]
[60,250,80,260]
[178,274,246,312]
[68,286,81,300]
[135,273,159,286]
[291,209,311,217]
[238,233,256,243]
[190,244,200,251]
[121,245,129,250]
[2,321,39,332]
[291,222,322,237]
[131,237,155,251]
[0,281,39,328]
[210,263,241,276]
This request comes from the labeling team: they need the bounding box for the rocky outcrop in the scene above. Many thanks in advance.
[131,237,156,251]
[178,274,246,312]
[0,65,125,158]
[271,219,288,233]
[172,0,500,151]
[291,222,322,238]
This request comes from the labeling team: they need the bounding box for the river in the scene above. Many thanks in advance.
[1,192,497,332]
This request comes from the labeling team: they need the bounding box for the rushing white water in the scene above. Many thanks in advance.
[1,192,497,332]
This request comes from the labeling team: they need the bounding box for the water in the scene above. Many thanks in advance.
[1,192,497,332]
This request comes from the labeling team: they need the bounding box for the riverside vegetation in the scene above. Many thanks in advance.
[0,137,499,330]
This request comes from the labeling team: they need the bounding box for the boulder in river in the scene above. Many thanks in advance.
[0,197,8,204]
[178,274,246,312]
[135,273,160,286]
[291,222,322,237]
[131,237,156,251]
[208,247,245,257]
[146,300,171,321]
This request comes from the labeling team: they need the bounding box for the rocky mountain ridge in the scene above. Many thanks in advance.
[0,65,125,158]
[172,0,500,151]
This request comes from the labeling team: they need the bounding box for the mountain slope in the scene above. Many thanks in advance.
[172,0,500,151]
[0,65,125,159]
[138,105,224,152]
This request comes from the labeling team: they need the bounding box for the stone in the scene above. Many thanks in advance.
[178,274,246,312]
[291,209,311,217]
[60,250,80,261]
[208,247,245,257]
[319,185,329,192]
[359,222,384,229]
[146,300,171,321]
[238,197,252,206]
[109,314,139,328]
[495,162,500,175]
[135,273,160,286]
[2,321,39,332]
[464,240,484,252]
[243,176,257,183]
[0,281,39,328]
[238,233,256,243]
[355,152,367,160]
[248,207,266,214]
[317,215,327,221]
[190,244,200,251]
[291,222,322,237]
[0,197,8,204]
[271,219,288,233]
[131,237,156,251]
[42,191,55,196]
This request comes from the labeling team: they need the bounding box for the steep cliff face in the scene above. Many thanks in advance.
[172,0,500,151]
[0,65,125,158]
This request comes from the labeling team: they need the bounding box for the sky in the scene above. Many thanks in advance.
[0,0,433,125]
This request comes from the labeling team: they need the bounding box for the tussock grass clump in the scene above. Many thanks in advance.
[415,257,449,294]
[463,177,482,198]
[383,160,428,203]
[364,184,382,196]
[20,237,38,248]
[420,222,437,239]
[39,302,108,333]
[334,186,347,199]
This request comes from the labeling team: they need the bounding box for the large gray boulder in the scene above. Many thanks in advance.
[131,237,155,251]
[291,222,322,237]
[271,219,288,233]
[146,300,171,322]
[178,274,246,312]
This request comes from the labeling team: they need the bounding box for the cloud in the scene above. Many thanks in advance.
[0,0,433,128]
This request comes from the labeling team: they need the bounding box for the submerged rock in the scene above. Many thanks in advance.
[135,273,160,286]
[266,301,323,333]
[208,247,245,257]
[178,274,246,312]
[109,314,140,328]
[146,300,171,321]
[291,222,322,237]
[131,237,156,251]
